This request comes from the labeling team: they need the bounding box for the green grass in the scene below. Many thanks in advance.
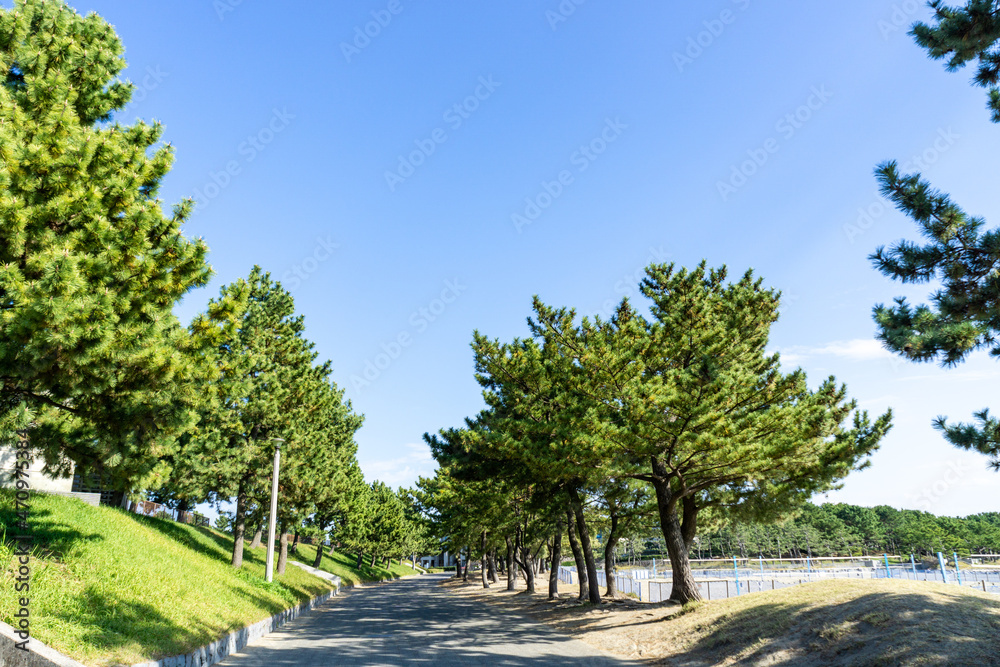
[290,543,419,587]
[0,491,335,667]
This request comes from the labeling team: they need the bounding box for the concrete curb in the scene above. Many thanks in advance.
[130,570,341,667]
[0,621,88,667]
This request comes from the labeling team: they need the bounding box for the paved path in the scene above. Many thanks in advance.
[219,574,635,666]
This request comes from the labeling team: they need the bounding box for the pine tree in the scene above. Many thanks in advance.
[170,267,359,569]
[531,263,891,603]
[0,0,210,488]
[872,1,1000,467]
[911,1,1000,121]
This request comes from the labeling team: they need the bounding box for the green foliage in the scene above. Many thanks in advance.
[693,502,1000,559]
[0,0,211,489]
[214,512,232,533]
[165,267,362,567]
[912,0,1000,122]
[872,5,1000,468]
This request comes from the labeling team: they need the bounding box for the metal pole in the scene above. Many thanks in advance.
[937,552,949,583]
[910,554,917,579]
[733,556,740,596]
[953,552,962,585]
[883,553,892,579]
[265,438,284,583]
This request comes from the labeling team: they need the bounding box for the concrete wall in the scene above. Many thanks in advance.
[0,448,73,494]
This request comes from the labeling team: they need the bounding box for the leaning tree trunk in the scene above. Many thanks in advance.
[566,509,589,601]
[506,536,518,591]
[313,539,324,569]
[230,481,248,568]
[291,531,299,555]
[356,552,364,569]
[570,490,602,604]
[277,527,290,576]
[249,523,264,549]
[370,553,376,568]
[604,511,620,598]
[651,459,702,604]
[549,520,563,600]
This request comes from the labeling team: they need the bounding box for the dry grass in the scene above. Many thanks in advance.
[444,574,1000,665]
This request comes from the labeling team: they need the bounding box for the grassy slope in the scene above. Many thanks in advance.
[0,491,335,667]
[291,543,418,586]
[657,579,1000,666]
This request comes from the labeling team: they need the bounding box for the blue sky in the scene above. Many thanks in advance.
[67,0,1000,517]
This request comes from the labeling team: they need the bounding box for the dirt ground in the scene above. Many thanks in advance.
[442,573,686,662]
[442,572,1000,666]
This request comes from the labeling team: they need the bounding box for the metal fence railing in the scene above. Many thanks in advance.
[559,562,1000,603]
[133,499,210,527]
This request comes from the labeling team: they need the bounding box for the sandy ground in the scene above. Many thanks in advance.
[442,573,685,662]
[442,571,1000,666]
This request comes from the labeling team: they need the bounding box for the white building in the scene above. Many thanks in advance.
[0,447,100,505]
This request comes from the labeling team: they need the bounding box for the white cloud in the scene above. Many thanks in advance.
[359,443,436,489]
[776,339,896,364]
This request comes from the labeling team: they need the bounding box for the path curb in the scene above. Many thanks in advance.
[130,570,341,667]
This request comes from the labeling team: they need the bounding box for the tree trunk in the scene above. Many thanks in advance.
[462,551,470,582]
[549,520,562,600]
[277,528,289,576]
[230,482,248,568]
[604,510,620,598]
[651,460,701,604]
[249,524,263,550]
[356,552,364,569]
[370,553,376,568]
[291,531,300,555]
[480,531,490,588]
[570,489,601,604]
[313,540,324,568]
[520,542,535,594]
[488,549,498,583]
[566,508,589,601]
[506,536,517,591]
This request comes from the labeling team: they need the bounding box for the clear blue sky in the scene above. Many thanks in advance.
[67,1,1000,516]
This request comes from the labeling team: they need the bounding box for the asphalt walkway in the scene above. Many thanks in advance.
[218,573,635,666]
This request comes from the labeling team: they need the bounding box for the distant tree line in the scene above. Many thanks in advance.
[418,263,892,604]
[654,503,1000,561]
